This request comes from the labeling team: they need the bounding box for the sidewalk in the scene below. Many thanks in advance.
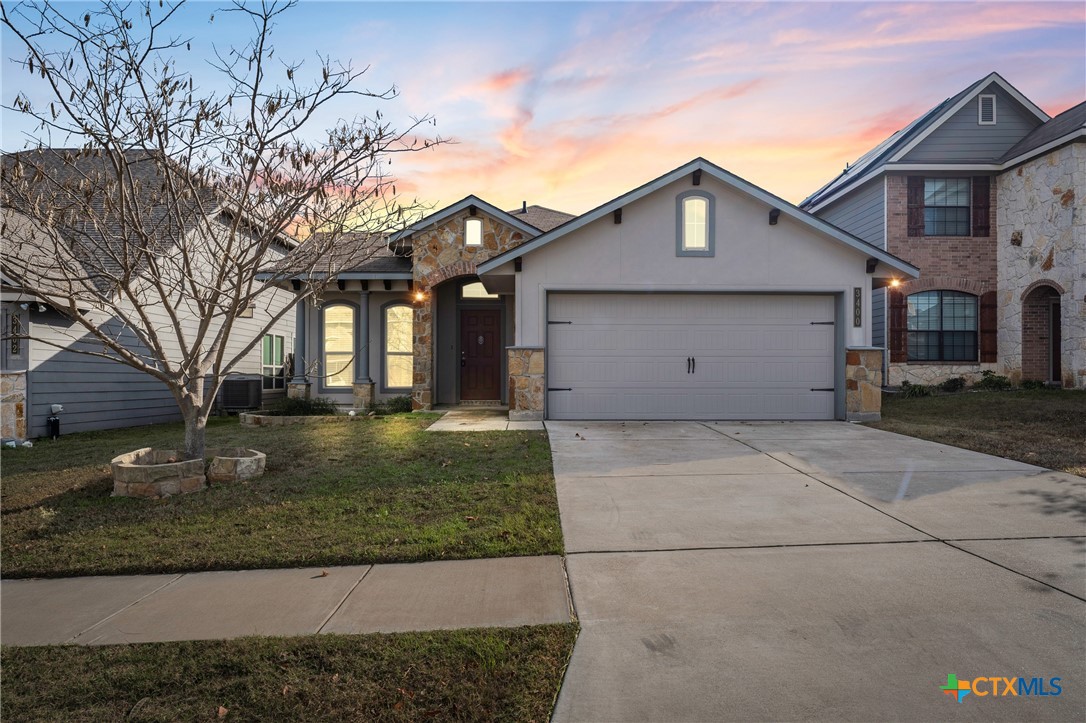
[1,556,572,647]
[426,408,544,432]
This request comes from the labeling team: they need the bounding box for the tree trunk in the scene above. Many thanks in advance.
[181,380,207,460]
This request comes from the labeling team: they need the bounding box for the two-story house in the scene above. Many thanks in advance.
[801,72,1084,389]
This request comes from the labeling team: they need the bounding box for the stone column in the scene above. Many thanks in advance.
[353,290,375,409]
[411,297,433,410]
[0,372,27,440]
[508,347,544,421]
[287,297,311,399]
[845,346,883,422]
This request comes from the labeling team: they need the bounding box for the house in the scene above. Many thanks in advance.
[800,72,1085,388]
[286,158,918,422]
[0,149,296,439]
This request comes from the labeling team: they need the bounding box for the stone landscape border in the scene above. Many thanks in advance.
[239,412,364,426]
[111,447,267,498]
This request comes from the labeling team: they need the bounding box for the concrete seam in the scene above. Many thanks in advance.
[66,573,185,644]
[560,556,579,623]
[566,539,939,556]
[703,422,1086,603]
[315,565,373,635]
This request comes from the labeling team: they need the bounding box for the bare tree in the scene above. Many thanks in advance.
[1,0,441,458]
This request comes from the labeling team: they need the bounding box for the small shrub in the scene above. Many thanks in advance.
[972,370,1012,391]
[899,380,934,398]
[264,396,340,416]
[940,377,966,393]
[370,395,413,415]
[1019,379,1047,390]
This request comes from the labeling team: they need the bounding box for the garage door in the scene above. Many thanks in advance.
[547,293,836,420]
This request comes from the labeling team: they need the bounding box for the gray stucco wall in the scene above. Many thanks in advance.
[901,83,1043,164]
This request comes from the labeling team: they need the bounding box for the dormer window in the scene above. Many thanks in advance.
[978,94,996,125]
[676,190,715,257]
[465,217,482,247]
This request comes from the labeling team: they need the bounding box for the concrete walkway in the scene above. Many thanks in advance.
[1,556,571,646]
[426,408,544,432]
[549,421,1086,722]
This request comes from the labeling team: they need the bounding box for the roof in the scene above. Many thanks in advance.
[505,204,575,232]
[477,157,919,279]
[386,195,545,244]
[263,231,412,279]
[1000,100,1086,165]
[1,148,224,292]
[801,72,1050,211]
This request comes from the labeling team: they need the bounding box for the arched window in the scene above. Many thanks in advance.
[907,290,977,361]
[465,217,483,247]
[383,303,413,390]
[322,304,355,387]
[676,191,715,256]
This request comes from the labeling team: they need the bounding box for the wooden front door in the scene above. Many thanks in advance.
[460,308,502,400]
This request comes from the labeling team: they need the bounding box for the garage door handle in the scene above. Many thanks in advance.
[692,357,696,373]
[686,357,692,374]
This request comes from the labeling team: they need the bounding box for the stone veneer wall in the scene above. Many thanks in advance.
[507,347,544,421]
[0,372,27,440]
[846,347,883,422]
[410,213,528,410]
[996,143,1086,388]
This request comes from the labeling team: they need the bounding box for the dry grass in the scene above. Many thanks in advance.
[870,389,1085,477]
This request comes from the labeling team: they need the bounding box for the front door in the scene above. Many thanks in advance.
[460,308,502,400]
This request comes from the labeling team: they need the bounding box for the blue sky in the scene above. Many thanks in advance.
[3,1,1084,212]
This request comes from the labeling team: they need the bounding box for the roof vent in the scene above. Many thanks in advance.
[978,94,996,125]
[522,201,527,213]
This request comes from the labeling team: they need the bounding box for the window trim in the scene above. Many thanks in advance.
[675,190,716,257]
[978,94,997,125]
[906,290,979,362]
[381,301,414,394]
[318,302,359,392]
[261,333,286,390]
[464,217,483,247]
[923,177,971,237]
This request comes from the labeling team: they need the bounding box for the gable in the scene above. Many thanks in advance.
[899,82,1045,164]
[412,207,532,286]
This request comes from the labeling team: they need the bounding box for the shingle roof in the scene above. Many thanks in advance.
[1,147,218,287]
[1000,101,1086,164]
[504,204,575,232]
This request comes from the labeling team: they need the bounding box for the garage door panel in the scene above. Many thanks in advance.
[548,293,837,421]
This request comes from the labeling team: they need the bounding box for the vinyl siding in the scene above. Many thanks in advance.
[872,287,886,350]
[817,178,886,248]
[900,84,1043,163]
[26,282,296,438]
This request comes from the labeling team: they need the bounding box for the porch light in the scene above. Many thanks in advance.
[889,278,901,288]
[414,290,426,303]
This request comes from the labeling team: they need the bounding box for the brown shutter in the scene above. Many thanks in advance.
[972,177,991,237]
[979,291,997,362]
[907,176,925,237]
[889,290,908,362]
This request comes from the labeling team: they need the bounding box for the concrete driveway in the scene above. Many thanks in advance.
[548,421,1085,722]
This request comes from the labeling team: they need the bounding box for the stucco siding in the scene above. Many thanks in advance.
[901,84,1043,164]
[515,174,876,350]
[818,178,885,248]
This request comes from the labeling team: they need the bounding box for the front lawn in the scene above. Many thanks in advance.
[1,416,563,578]
[0,624,578,722]
[870,389,1085,477]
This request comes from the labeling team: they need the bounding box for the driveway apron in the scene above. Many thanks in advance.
[548,421,1085,722]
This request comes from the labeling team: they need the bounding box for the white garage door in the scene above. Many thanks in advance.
[547,293,836,420]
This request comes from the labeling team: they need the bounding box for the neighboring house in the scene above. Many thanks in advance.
[801,72,1085,388]
[0,149,296,439]
[286,158,917,422]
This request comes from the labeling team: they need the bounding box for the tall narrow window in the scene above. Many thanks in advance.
[384,304,413,390]
[676,191,715,256]
[907,290,977,361]
[923,178,970,236]
[323,305,355,387]
[262,334,285,390]
[465,217,483,247]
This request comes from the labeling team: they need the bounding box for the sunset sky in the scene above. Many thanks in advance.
[3,1,1084,214]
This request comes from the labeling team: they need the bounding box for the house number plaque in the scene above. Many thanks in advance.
[853,287,862,327]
